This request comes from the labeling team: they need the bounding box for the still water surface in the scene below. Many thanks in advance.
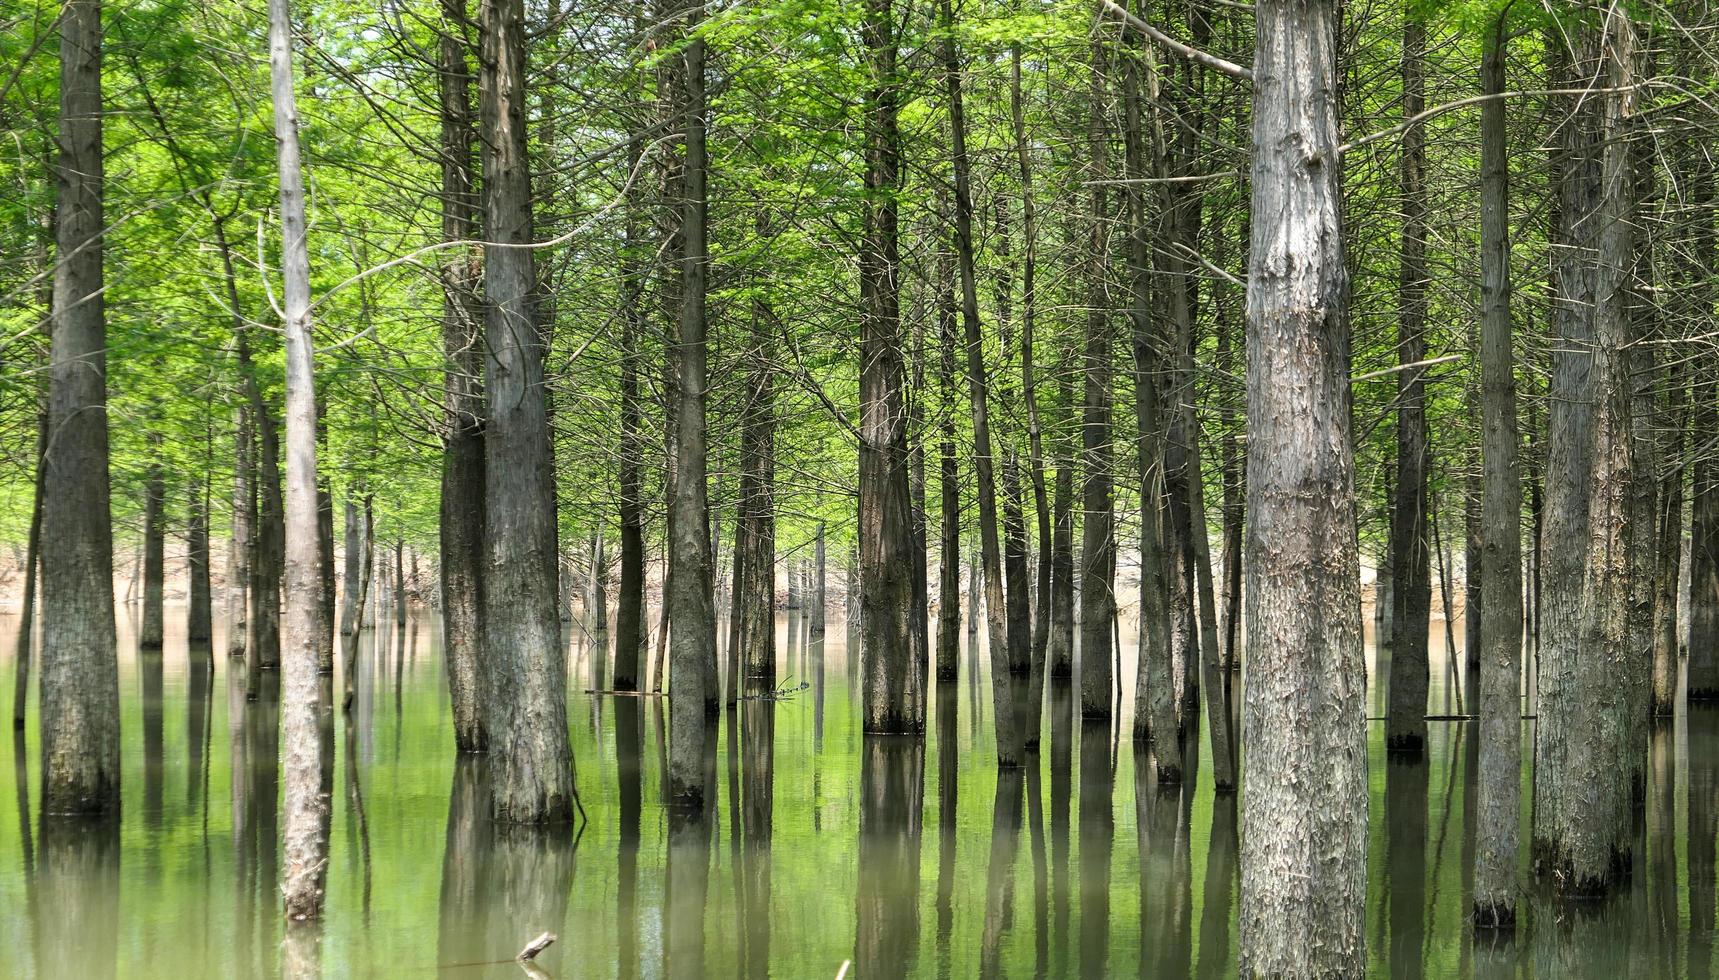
[0,603,1705,978]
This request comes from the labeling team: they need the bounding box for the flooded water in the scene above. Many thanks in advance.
[0,601,1705,978]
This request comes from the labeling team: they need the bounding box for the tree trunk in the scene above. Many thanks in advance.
[140,433,167,650]
[477,0,574,823]
[666,2,716,804]
[188,476,213,646]
[940,0,1019,766]
[249,401,284,675]
[228,403,252,658]
[1048,360,1076,677]
[1532,8,1639,896]
[615,49,648,690]
[393,539,406,626]
[315,435,334,674]
[1386,15,1432,757]
[13,408,47,729]
[436,0,485,746]
[40,0,120,815]
[1011,44,1052,674]
[343,495,374,712]
[1238,0,1366,973]
[935,244,961,683]
[1118,27,1176,775]
[1215,221,1244,672]
[341,499,361,637]
[268,0,330,919]
[858,0,923,736]
[811,523,827,638]
[736,256,776,682]
[1078,36,1115,720]
[992,198,1031,680]
[1472,16,1521,929]
[1678,15,1718,699]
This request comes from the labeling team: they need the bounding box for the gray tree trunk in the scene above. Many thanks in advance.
[1472,16,1521,929]
[811,523,827,638]
[1238,0,1367,972]
[940,0,1018,765]
[187,476,213,646]
[935,244,961,683]
[340,499,361,637]
[227,403,252,657]
[1118,32,1176,775]
[267,0,329,920]
[1386,15,1432,757]
[858,0,923,736]
[248,402,284,675]
[14,409,47,728]
[1532,8,1640,896]
[1048,363,1076,677]
[1011,45,1052,675]
[734,262,776,683]
[477,0,575,822]
[140,432,166,650]
[1078,37,1115,719]
[436,0,486,753]
[40,0,120,815]
[615,92,648,690]
[667,3,716,804]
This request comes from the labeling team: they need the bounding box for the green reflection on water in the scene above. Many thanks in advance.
[0,604,1702,978]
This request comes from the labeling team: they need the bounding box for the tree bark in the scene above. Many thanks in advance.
[13,407,47,728]
[187,476,213,646]
[1386,14,1432,757]
[343,495,374,712]
[268,0,330,919]
[935,243,961,683]
[1078,36,1116,720]
[615,48,649,690]
[940,0,1020,766]
[858,0,923,736]
[248,398,284,676]
[1472,16,1521,929]
[228,403,253,658]
[666,1,716,804]
[1048,361,1076,677]
[811,523,827,638]
[1118,24,1177,777]
[140,432,167,650]
[1238,0,1366,973]
[477,0,575,822]
[1011,44,1052,674]
[1532,8,1639,896]
[435,0,486,752]
[40,0,121,815]
[736,230,777,683]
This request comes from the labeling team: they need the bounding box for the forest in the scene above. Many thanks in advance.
[1,0,1716,975]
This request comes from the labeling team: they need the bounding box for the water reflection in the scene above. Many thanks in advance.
[4,607,1719,977]
[1385,757,1429,980]
[35,815,119,979]
[1078,719,1112,980]
[1137,747,1192,978]
[856,736,925,979]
